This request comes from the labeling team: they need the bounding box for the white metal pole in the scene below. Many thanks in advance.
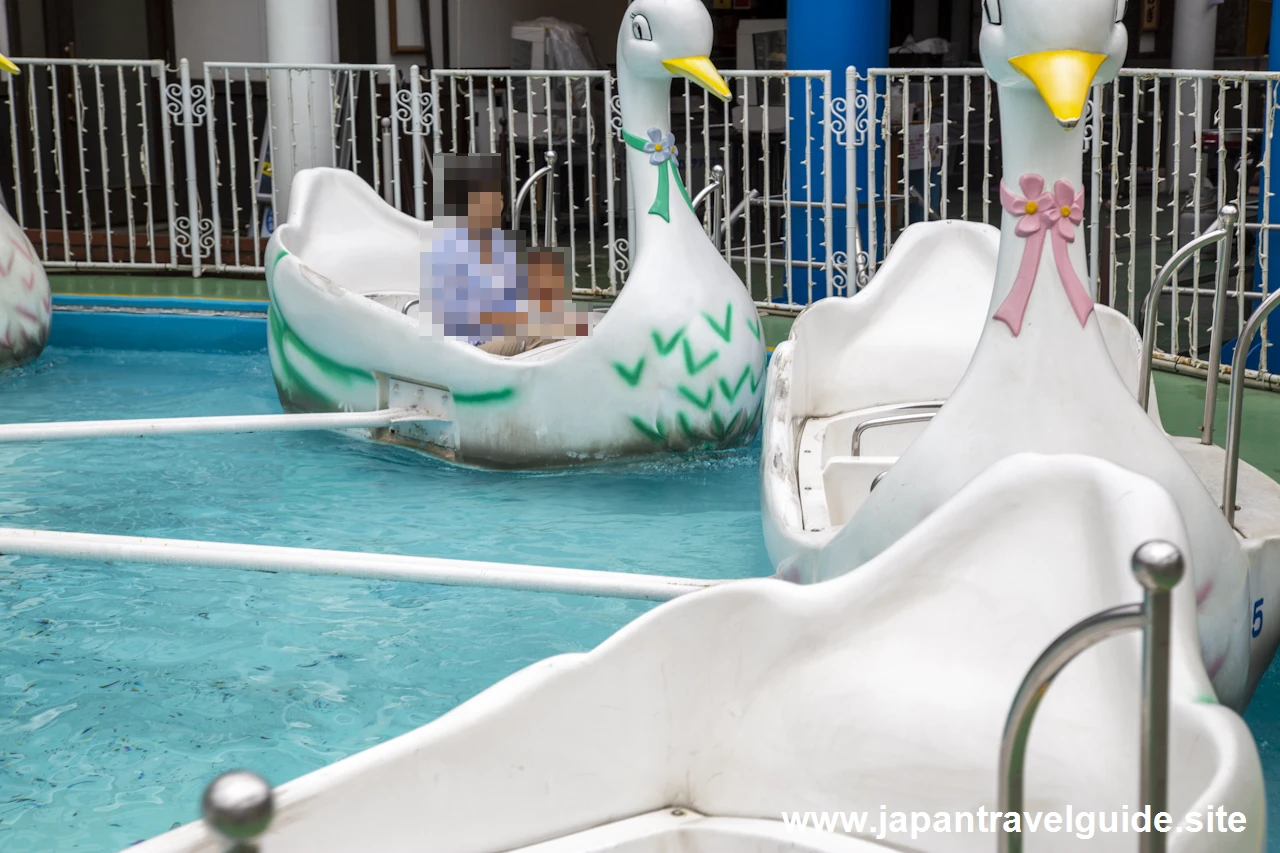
[265,0,336,218]
[0,527,722,602]
[180,59,203,278]
[0,408,432,443]
[0,0,11,57]
[411,67,426,220]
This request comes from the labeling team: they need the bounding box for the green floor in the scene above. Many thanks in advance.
[1155,371,1280,481]
[50,274,268,301]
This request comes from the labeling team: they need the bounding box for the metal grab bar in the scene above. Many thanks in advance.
[691,164,725,211]
[1138,206,1238,415]
[513,150,558,248]
[851,412,937,456]
[999,541,1183,853]
[1198,205,1240,446]
[693,165,727,252]
[203,770,274,852]
[729,190,761,232]
[1223,287,1280,528]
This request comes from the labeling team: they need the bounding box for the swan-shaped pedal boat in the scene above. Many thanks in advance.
[761,222,1170,574]
[265,0,766,469]
[129,456,1264,853]
[788,0,1280,716]
[0,54,51,371]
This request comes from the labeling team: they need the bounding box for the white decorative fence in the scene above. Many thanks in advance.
[0,58,1275,381]
[857,67,1279,381]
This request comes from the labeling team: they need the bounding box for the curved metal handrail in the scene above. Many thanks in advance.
[1223,287,1280,528]
[692,165,727,252]
[850,411,939,456]
[999,541,1183,853]
[727,190,760,231]
[514,150,558,246]
[692,164,726,211]
[1138,206,1238,412]
[402,297,420,315]
[1199,205,1241,446]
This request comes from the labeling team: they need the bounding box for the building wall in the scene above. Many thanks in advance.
[173,0,343,69]
[168,0,622,73]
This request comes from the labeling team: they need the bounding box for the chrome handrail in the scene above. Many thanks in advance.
[1223,287,1280,528]
[693,165,727,252]
[514,149,558,248]
[850,411,938,456]
[402,297,420,315]
[1138,206,1238,414]
[727,190,761,234]
[1199,205,1240,446]
[691,164,725,211]
[203,770,274,852]
[999,541,1183,853]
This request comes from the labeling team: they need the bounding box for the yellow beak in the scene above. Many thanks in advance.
[0,54,19,76]
[661,56,731,102]
[1009,50,1106,128]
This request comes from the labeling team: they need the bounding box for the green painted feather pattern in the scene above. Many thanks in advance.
[618,302,767,450]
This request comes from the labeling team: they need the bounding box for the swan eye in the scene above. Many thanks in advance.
[1114,0,1127,22]
[982,0,1002,24]
[631,14,653,42]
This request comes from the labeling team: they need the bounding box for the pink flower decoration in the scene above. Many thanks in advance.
[1001,175,1055,239]
[1046,180,1085,242]
[994,173,1095,336]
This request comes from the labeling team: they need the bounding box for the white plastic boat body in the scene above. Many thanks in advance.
[0,204,51,370]
[129,456,1265,853]
[761,220,1165,578]
[265,2,765,470]
[778,0,1280,714]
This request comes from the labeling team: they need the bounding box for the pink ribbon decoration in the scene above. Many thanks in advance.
[994,175,1094,337]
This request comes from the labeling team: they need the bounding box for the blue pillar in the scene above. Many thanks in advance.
[786,0,890,304]
[1259,1,1280,370]
[1236,2,1280,370]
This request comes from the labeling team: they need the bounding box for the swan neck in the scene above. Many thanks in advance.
[998,87,1088,193]
[619,63,701,257]
[983,85,1097,332]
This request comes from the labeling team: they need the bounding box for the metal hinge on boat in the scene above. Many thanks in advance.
[375,374,459,455]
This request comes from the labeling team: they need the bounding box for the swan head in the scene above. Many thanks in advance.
[0,54,19,75]
[618,0,731,102]
[980,0,1127,129]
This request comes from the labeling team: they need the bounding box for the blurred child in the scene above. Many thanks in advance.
[476,247,589,357]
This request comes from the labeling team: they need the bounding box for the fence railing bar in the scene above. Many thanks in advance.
[206,68,224,271]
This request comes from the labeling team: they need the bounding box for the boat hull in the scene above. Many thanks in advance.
[0,207,51,370]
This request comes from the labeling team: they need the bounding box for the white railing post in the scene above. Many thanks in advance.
[410,66,425,221]
[381,117,394,206]
[178,59,204,277]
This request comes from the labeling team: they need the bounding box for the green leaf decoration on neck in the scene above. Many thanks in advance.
[624,127,693,224]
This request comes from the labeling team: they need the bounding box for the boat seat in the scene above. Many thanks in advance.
[790,221,1001,421]
[279,168,429,298]
[799,403,940,532]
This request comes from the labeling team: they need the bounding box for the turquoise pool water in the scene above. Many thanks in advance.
[4,348,1280,851]
[0,349,769,852]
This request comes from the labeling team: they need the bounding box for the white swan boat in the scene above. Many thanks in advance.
[265,0,765,470]
[792,0,1280,716]
[0,55,52,371]
[128,456,1265,853]
[761,224,1168,578]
